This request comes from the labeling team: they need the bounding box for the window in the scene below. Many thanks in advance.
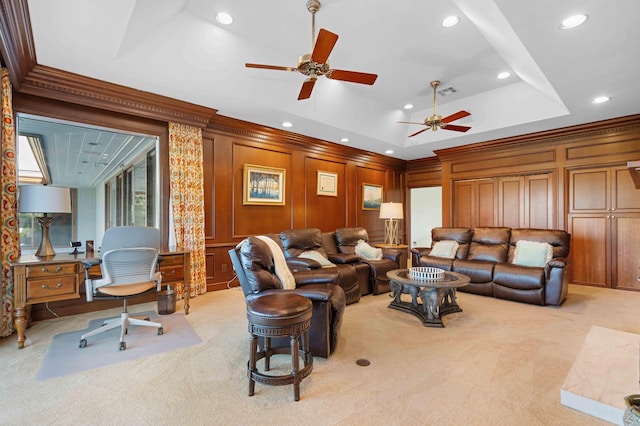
[105,147,157,228]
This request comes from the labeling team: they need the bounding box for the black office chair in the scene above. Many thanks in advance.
[79,226,164,350]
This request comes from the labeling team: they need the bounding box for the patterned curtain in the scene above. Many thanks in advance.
[1,68,19,337]
[168,122,206,297]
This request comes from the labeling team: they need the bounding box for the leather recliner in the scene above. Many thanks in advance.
[229,236,346,358]
[333,227,403,295]
[279,228,361,305]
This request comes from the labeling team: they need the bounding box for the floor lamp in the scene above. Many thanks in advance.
[18,185,71,257]
[379,202,403,246]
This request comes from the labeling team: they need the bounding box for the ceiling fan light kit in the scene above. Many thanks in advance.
[245,0,378,100]
[398,80,472,138]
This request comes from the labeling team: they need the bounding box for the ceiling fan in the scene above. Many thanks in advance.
[245,0,378,100]
[399,80,471,137]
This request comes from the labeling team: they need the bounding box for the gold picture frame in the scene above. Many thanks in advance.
[317,171,338,196]
[362,183,383,210]
[243,164,286,205]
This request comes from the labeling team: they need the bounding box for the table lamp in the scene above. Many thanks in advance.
[379,202,403,245]
[18,185,71,257]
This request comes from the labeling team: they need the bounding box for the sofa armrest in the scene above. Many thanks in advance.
[327,253,360,264]
[294,269,340,286]
[410,247,431,266]
[544,257,569,279]
[286,257,321,271]
[381,248,402,264]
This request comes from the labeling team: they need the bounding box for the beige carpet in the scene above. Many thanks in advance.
[1,283,635,425]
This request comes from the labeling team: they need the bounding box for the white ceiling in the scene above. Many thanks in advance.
[25,0,640,161]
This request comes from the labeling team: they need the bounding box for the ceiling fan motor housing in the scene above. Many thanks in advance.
[298,54,330,77]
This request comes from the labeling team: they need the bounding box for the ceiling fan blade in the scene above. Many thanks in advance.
[328,69,378,85]
[442,124,471,132]
[442,110,470,123]
[408,127,430,138]
[246,63,297,72]
[298,79,316,100]
[311,29,339,64]
[397,121,425,125]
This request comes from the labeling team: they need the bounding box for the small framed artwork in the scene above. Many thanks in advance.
[243,164,286,205]
[317,171,338,196]
[362,183,383,210]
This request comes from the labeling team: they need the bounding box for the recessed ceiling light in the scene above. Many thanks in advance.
[592,96,610,104]
[442,16,460,28]
[340,137,349,143]
[497,71,511,79]
[215,12,233,25]
[559,14,587,30]
[282,121,292,128]
[385,150,394,154]
[403,104,414,110]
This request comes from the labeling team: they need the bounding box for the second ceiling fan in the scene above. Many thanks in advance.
[245,0,378,100]
[399,80,472,137]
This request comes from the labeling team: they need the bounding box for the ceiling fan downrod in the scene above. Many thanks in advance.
[307,0,321,47]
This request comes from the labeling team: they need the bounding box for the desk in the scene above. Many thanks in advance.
[10,248,190,349]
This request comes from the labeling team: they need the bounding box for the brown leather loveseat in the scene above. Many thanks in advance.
[411,227,571,306]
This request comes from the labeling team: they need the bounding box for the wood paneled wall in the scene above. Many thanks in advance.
[203,117,406,289]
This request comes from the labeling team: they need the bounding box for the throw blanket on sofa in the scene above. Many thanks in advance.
[256,235,296,290]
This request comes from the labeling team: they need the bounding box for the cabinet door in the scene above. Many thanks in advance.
[568,214,610,287]
[569,168,609,213]
[526,174,554,229]
[453,181,473,228]
[613,166,640,212]
[498,176,524,228]
[477,180,497,227]
[612,215,640,290]
[453,179,497,228]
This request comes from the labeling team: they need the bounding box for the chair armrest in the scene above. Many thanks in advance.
[327,253,360,264]
[381,248,402,264]
[294,269,340,286]
[81,258,101,269]
[286,257,321,271]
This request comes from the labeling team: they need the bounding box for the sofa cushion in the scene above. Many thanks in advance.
[334,227,370,254]
[299,250,336,268]
[512,240,553,267]
[494,263,545,290]
[467,227,511,263]
[280,228,328,258]
[432,227,472,259]
[452,259,495,283]
[355,239,382,260]
[430,240,459,259]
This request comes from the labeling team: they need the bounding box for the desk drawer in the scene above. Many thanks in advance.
[160,265,184,282]
[27,276,77,300]
[27,263,77,278]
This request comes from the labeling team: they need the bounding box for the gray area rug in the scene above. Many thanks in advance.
[37,311,201,381]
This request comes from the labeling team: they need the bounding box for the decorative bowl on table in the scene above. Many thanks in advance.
[408,267,444,281]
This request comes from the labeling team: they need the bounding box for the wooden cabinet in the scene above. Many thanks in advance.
[568,166,640,289]
[453,173,554,229]
[453,178,497,228]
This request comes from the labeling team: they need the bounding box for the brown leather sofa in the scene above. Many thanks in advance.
[229,236,346,358]
[279,227,404,300]
[411,227,571,306]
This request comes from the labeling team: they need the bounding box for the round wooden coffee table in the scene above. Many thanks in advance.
[386,269,470,327]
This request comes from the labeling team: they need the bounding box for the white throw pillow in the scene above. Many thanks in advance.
[298,250,336,268]
[512,240,553,267]
[429,240,459,259]
[355,239,383,260]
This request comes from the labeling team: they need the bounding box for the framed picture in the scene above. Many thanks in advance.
[317,171,338,196]
[362,183,383,210]
[243,164,286,205]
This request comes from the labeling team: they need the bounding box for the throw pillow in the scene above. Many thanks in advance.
[512,240,553,267]
[354,239,383,260]
[429,240,459,259]
[298,250,336,268]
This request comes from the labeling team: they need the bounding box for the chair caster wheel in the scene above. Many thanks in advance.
[119,342,126,351]
[79,339,87,348]
[158,327,164,335]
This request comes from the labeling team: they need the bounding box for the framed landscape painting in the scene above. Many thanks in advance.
[317,171,338,196]
[243,164,286,205]
[362,183,383,210]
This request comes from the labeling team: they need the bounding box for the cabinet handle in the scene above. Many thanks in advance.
[162,269,176,276]
[41,266,63,273]
[41,283,63,289]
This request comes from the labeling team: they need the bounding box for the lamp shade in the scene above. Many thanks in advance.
[379,202,403,219]
[18,185,71,213]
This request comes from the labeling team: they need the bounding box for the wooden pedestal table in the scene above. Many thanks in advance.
[386,269,470,327]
